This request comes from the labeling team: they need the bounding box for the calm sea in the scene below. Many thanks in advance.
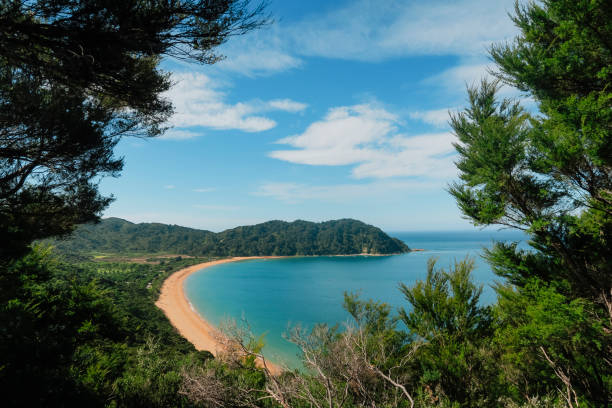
[184,230,528,367]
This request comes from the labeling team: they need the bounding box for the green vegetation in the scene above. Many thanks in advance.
[446,0,611,403]
[0,247,273,406]
[46,217,410,257]
[1,0,610,407]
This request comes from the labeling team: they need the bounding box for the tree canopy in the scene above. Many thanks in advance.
[450,0,611,300]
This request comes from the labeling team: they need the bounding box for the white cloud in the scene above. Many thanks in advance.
[269,104,457,179]
[193,188,215,193]
[268,99,308,113]
[270,104,396,166]
[164,185,176,189]
[409,109,454,128]
[163,72,307,135]
[165,72,274,132]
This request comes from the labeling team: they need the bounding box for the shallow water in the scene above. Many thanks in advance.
[184,230,528,367]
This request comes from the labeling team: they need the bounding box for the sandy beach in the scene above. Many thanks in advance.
[155,256,284,373]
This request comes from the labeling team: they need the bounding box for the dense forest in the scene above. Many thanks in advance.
[1,251,214,406]
[1,0,610,407]
[47,218,410,257]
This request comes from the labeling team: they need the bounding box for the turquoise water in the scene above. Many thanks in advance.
[184,230,528,367]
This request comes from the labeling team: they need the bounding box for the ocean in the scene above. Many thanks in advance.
[184,229,529,367]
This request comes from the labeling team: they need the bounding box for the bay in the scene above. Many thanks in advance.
[184,229,528,367]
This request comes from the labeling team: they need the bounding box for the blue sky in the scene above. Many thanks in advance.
[100,0,520,232]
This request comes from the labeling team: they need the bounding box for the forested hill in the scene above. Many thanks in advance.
[48,218,410,256]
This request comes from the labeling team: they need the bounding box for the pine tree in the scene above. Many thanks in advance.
[450,0,611,403]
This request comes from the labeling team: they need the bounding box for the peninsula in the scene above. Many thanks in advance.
[48,218,410,257]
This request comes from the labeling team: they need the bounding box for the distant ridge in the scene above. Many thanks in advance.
[47,218,410,256]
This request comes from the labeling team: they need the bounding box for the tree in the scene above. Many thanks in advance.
[449,0,611,404]
[0,246,128,406]
[0,0,268,260]
[399,259,498,406]
[0,68,122,259]
[450,0,611,301]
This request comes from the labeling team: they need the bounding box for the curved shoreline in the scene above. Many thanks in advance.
[155,256,286,373]
[155,253,405,374]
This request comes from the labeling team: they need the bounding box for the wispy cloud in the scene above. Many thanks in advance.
[216,40,302,77]
[192,188,215,193]
[164,185,176,189]
[193,204,242,211]
[409,108,455,128]
[268,99,308,113]
[162,72,307,135]
[208,0,517,77]
[213,24,302,77]
[159,129,202,140]
[269,104,457,179]
[423,62,493,89]
[254,180,441,204]
[422,60,533,103]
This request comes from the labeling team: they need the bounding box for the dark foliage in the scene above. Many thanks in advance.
[0,0,268,260]
[0,246,212,407]
[0,68,121,259]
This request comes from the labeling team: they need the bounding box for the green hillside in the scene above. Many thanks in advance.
[47,218,410,256]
